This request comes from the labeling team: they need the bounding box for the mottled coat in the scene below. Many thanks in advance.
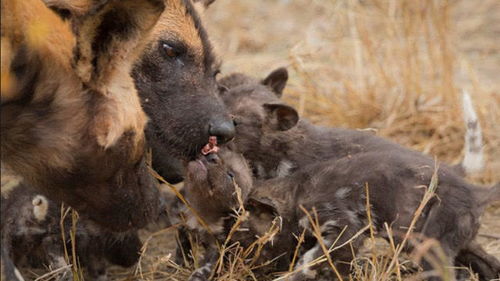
[241,155,500,281]
[1,0,166,231]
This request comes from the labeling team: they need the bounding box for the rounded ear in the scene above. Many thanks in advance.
[263,103,299,131]
[72,0,165,88]
[261,67,288,97]
[41,0,110,18]
[246,197,279,217]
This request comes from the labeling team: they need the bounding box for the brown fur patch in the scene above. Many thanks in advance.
[149,0,203,59]
[1,0,165,230]
[41,0,97,16]
[1,0,74,103]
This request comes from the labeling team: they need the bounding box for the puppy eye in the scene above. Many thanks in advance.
[162,43,178,58]
[231,116,239,126]
[227,171,235,180]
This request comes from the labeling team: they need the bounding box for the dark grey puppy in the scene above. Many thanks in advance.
[218,68,483,180]
[237,156,500,281]
[1,182,142,281]
[168,142,499,280]
[164,147,253,281]
[217,69,498,280]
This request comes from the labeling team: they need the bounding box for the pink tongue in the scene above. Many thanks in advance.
[201,136,219,155]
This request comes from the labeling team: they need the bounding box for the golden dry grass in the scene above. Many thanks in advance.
[19,0,500,280]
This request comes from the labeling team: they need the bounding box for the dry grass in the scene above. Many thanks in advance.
[18,0,499,280]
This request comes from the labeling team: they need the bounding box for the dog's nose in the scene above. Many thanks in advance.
[209,119,235,144]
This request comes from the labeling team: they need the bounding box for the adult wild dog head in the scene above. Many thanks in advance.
[1,0,165,230]
[133,0,235,183]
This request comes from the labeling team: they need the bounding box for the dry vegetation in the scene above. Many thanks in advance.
[22,0,499,280]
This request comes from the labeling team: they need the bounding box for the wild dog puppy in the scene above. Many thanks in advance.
[1,0,165,230]
[217,69,497,279]
[1,182,142,281]
[234,157,500,281]
[218,68,484,180]
[133,0,235,184]
[165,147,252,281]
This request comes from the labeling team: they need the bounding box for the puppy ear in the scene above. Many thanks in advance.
[263,103,299,131]
[262,67,288,97]
[41,0,107,18]
[70,0,164,148]
[246,197,279,217]
[70,0,164,89]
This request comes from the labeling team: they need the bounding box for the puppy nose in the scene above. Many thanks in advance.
[209,119,235,144]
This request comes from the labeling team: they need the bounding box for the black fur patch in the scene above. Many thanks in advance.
[49,7,72,20]
[182,0,217,74]
[91,8,134,75]
[4,44,41,106]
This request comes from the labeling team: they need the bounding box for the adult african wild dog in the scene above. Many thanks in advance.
[133,0,235,184]
[1,0,165,230]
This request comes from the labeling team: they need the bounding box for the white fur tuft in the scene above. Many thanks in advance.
[32,195,49,222]
[461,90,484,174]
[276,160,294,177]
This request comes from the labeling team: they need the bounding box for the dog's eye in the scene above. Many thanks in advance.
[227,171,235,180]
[162,43,178,58]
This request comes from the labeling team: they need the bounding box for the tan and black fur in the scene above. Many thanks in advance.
[1,0,165,231]
[133,0,235,184]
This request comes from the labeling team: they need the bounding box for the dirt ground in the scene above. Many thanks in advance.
[17,0,500,280]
